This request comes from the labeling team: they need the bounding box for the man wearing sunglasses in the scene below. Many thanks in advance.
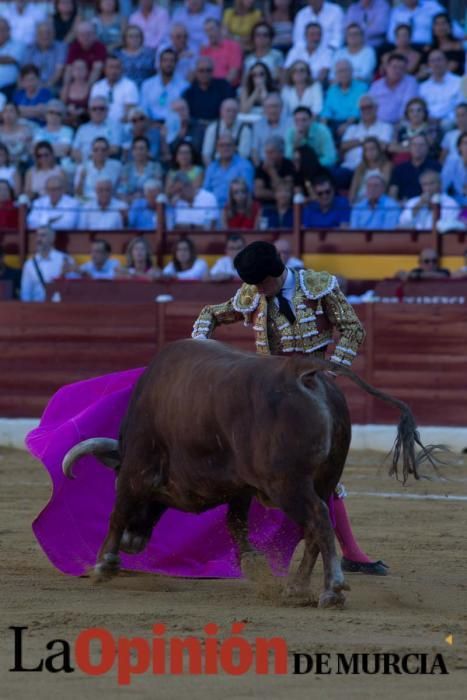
[407,248,451,281]
[72,96,122,162]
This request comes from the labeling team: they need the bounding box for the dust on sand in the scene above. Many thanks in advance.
[1,447,466,699]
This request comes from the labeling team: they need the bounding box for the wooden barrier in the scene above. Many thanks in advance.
[1,300,466,425]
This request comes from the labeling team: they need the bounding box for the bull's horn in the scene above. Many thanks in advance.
[62,438,120,479]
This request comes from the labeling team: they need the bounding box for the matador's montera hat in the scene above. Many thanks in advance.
[234,241,285,285]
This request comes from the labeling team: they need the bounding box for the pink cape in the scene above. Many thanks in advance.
[27,369,302,578]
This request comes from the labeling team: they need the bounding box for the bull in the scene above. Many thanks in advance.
[63,339,435,608]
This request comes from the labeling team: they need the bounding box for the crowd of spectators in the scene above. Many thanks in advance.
[0,0,464,237]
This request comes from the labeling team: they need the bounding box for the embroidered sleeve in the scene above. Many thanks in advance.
[323,285,365,366]
[192,299,243,339]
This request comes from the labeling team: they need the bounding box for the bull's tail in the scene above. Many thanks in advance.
[299,358,442,483]
[62,438,120,479]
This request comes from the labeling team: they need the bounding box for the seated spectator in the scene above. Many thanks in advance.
[368,53,418,125]
[0,17,26,100]
[72,96,123,162]
[2,0,48,46]
[118,136,162,202]
[33,99,74,160]
[428,12,465,77]
[20,225,73,302]
[418,50,461,126]
[122,107,161,161]
[251,92,288,164]
[90,54,139,123]
[13,64,53,125]
[60,59,91,127]
[79,239,121,279]
[184,57,236,125]
[380,24,421,77]
[386,0,458,47]
[348,137,392,204]
[441,133,467,208]
[170,172,219,230]
[284,106,336,167]
[202,99,253,165]
[75,137,122,199]
[79,177,128,230]
[302,173,350,228]
[337,95,392,188]
[166,140,204,195]
[222,177,260,229]
[158,22,198,84]
[262,180,294,228]
[141,49,189,123]
[293,144,326,198]
[128,178,163,229]
[0,180,19,230]
[52,0,79,44]
[92,0,125,52]
[292,0,344,51]
[25,141,65,201]
[0,103,33,167]
[129,0,169,50]
[350,174,400,230]
[399,170,460,230]
[116,24,156,88]
[388,97,441,165]
[452,250,467,279]
[285,22,332,83]
[239,62,276,116]
[0,143,20,195]
[244,21,284,82]
[209,233,245,280]
[265,0,294,54]
[120,235,160,279]
[331,23,376,84]
[203,132,254,208]
[172,0,221,53]
[27,174,80,230]
[275,236,304,268]
[201,18,242,86]
[441,103,467,162]
[65,21,107,86]
[24,20,66,91]
[223,0,262,51]
[345,0,390,49]
[163,236,209,280]
[166,98,205,156]
[321,60,367,140]
[389,133,441,203]
[0,242,20,297]
[398,247,450,281]
[254,135,295,205]
[280,60,323,119]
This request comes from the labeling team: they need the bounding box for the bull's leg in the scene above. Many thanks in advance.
[93,510,125,582]
[283,536,320,606]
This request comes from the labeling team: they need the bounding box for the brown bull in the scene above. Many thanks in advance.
[63,339,434,607]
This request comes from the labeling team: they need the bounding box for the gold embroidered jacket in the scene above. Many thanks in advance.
[192,269,365,365]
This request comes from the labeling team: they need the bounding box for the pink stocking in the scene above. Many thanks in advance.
[332,495,371,563]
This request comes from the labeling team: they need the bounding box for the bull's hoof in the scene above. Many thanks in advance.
[281,583,316,607]
[92,553,120,583]
[318,589,346,609]
[120,530,149,554]
[240,552,271,583]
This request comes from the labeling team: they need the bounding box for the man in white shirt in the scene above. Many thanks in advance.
[90,55,139,124]
[79,178,128,231]
[0,17,25,94]
[202,99,252,165]
[27,175,80,230]
[399,170,460,231]
[79,240,120,279]
[1,0,47,46]
[170,172,219,230]
[292,0,344,51]
[387,0,463,46]
[251,93,289,164]
[72,97,123,162]
[340,95,393,171]
[419,50,461,126]
[20,226,72,302]
[209,233,245,280]
[286,22,332,82]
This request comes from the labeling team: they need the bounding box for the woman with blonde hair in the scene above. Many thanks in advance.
[280,60,322,118]
[348,137,392,204]
[120,236,160,280]
[222,177,260,229]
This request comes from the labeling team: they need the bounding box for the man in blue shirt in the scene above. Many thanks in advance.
[321,59,367,140]
[129,179,162,230]
[302,174,350,228]
[350,174,400,230]
[203,133,254,208]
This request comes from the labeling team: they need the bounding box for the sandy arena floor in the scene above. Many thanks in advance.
[1,447,466,699]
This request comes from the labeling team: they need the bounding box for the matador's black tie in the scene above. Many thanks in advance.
[275,291,296,325]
